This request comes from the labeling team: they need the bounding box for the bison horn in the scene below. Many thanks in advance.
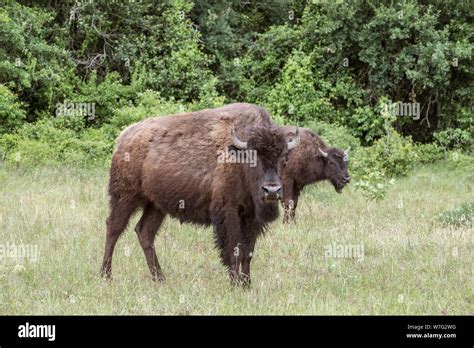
[231,128,248,150]
[344,146,351,156]
[318,148,329,158]
[287,127,301,150]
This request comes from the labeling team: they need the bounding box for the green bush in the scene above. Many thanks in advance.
[3,139,60,167]
[437,202,473,228]
[0,115,101,167]
[0,94,189,168]
[49,114,86,134]
[0,2,75,119]
[108,90,186,136]
[265,50,334,124]
[349,105,386,145]
[0,84,26,135]
[351,131,417,179]
[17,119,77,145]
[434,128,473,152]
[352,170,395,201]
[71,71,141,126]
[61,138,111,167]
[350,130,417,201]
[304,120,360,150]
[414,143,445,164]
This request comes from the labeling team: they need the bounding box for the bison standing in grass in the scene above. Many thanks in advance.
[100,103,300,286]
[280,126,351,223]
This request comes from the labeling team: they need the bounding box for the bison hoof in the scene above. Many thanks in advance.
[230,275,251,289]
[100,270,113,281]
[151,273,165,282]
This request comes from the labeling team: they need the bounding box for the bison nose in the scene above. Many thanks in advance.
[262,184,282,196]
[342,176,351,183]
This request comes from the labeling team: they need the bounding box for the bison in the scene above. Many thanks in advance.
[280,126,351,223]
[100,103,300,286]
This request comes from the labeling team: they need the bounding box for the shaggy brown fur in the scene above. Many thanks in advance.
[280,127,351,223]
[100,103,295,286]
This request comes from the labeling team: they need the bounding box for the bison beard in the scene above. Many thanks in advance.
[100,103,299,287]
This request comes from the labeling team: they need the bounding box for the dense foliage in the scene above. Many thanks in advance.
[1,0,473,197]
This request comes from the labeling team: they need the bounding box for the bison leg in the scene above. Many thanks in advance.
[216,220,245,286]
[135,202,166,282]
[282,183,299,224]
[228,241,245,287]
[212,210,250,287]
[101,197,139,279]
[290,193,300,221]
[283,197,298,223]
[240,234,256,288]
[282,200,292,224]
[282,178,295,223]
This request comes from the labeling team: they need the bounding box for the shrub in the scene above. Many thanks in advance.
[49,114,86,134]
[107,90,186,137]
[3,139,59,167]
[414,143,444,164]
[350,130,416,201]
[0,2,75,120]
[61,138,111,167]
[265,50,334,124]
[374,132,418,177]
[352,170,395,201]
[16,119,76,145]
[348,105,386,145]
[351,131,417,179]
[0,94,188,168]
[0,84,26,135]
[304,120,360,150]
[437,202,473,227]
[434,128,473,152]
[0,115,106,167]
[72,71,140,126]
[241,25,300,104]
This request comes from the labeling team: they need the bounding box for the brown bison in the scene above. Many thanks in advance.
[280,126,351,223]
[100,103,300,286]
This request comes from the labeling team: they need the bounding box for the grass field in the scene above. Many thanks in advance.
[0,163,472,315]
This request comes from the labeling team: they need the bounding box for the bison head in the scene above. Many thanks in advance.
[232,126,300,203]
[318,146,351,193]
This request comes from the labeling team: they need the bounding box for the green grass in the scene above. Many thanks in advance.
[0,163,472,315]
